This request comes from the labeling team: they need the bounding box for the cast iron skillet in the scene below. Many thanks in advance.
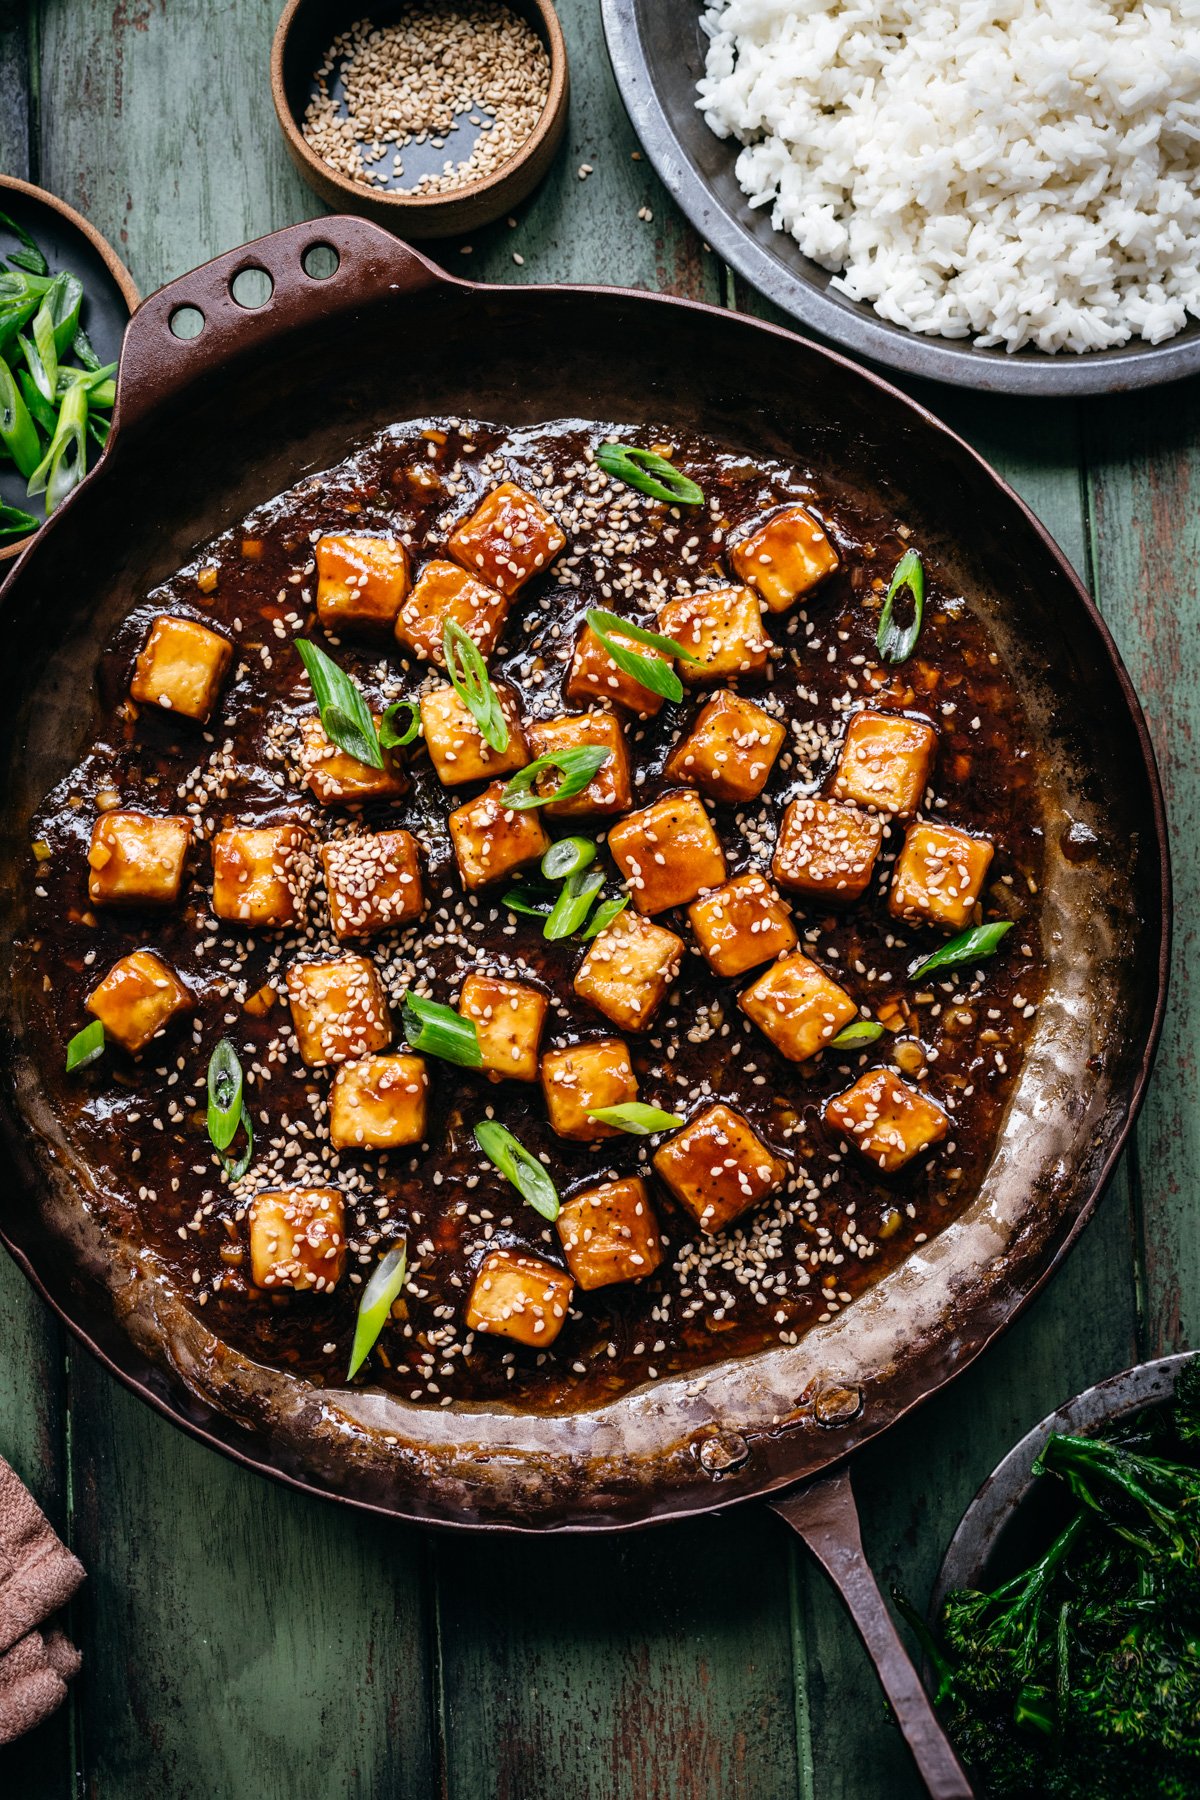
[0,218,1170,1798]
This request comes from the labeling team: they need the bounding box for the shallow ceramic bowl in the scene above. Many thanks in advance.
[271,0,569,238]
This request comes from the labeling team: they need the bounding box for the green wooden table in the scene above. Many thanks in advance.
[0,4,1194,1796]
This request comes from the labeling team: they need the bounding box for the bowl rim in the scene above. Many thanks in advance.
[600,0,1200,398]
[269,0,569,217]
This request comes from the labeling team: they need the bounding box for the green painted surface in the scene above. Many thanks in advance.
[0,2,1187,1795]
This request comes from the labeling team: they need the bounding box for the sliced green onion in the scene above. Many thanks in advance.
[66,1019,105,1073]
[909,920,1014,982]
[500,745,612,812]
[544,867,604,941]
[0,272,47,354]
[403,992,482,1068]
[541,836,596,882]
[26,380,87,515]
[0,211,49,278]
[17,368,55,436]
[876,549,925,667]
[72,324,102,372]
[347,1242,407,1379]
[830,1020,885,1049]
[207,1037,254,1178]
[48,273,83,359]
[0,501,37,544]
[595,442,704,506]
[586,1102,684,1136]
[0,354,40,477]
[21,280,61,405]
[443,618,508,754]
[585,606,697,706]
[474,1121,560,1221]
[501,883,554,918]
[295,638,384,770]
[379,698,421,749]
[580,893,629,938]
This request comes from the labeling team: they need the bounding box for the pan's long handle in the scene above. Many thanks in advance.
[113,216,451,434]
[770,1468,974,1800]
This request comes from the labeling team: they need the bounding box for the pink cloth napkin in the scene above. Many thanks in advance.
[0,1455,84,1744]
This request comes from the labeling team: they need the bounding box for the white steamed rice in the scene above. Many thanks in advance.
[696,0,1200,353]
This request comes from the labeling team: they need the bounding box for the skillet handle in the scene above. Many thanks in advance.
[113,217,449,435]
[770,1468,975,1800]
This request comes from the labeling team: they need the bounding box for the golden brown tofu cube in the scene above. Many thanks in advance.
[394,559,510,666]
[321,831,425,941]
[653,1103,786,1236]
[211,823,312,927]
[328,1054,428,1150]
[447,481,566,596]
[541,1037,638,1141]
[566,621,667,718]
[286,955,392,1067]
[824,1068,949,1174]
[447,782,551,890]
[525,711,632,817]
[130,614,233,723]
[832,710,938,818]
[299,714,407,807]
[87,811,191,908]
[688,872,797,979]
[459,974,547,1083]
[557,1177,663,1290]
[466,1249,573,1347]
[729,503,839,613]
[421,680,529,787]
[773,796,884,903]
[889,822,995,932]
[248,1188,346,1292]
[573,910,683,1032]
[739,951,858,1061]
[658,586,770,686]
[315,534,410,632]
[607,790,727,915]
[664,690,785,803]
[86,949,192,1054]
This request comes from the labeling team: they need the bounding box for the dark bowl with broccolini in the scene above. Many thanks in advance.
[909,1354,1200,1799]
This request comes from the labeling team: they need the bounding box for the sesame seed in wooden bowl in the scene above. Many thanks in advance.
[271,0,569,238]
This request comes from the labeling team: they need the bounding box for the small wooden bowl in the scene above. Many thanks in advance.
[0,176,139,565]
[271,0,570,238]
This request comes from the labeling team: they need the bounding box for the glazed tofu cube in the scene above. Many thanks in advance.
[130,614,233,722]
[248,1188,346,1292]
[525,711,632,817]
[688,872,797,979]
[286,954,392,1067]
[86,949,192,1054]
[825,1068,949,1174]
[321,830,425,941]
[394,560,510,666]
[421,680,529,786]
[773,796,883,903]
[299,714,407,807]
[212,823,312,927]
[466,1249,573,1347]
[729,503,839,613]
[566,620,668,718]
[541,1037,638,1141]
[652,1103,786,1236]
[832,710,938,818]
[658,586,770,686]
[664,690,784,803]
[447,782,550,890]
[447,481,566,596]
[574,909,683,1032]
[739,951,858,1061]
[889,822,995,932]
[87,811,191,908]
[315,534,410,631]
[459,973,547,1082]
[328,1054,428,1150]
[607,790,726,914]
[557,1177,663,1290]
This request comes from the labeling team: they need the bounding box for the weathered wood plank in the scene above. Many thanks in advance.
[0,3,32,179]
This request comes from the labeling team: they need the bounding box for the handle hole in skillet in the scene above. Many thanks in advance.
[169,305,205,340]
[301,243,340,280]
[230,266,274,309]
